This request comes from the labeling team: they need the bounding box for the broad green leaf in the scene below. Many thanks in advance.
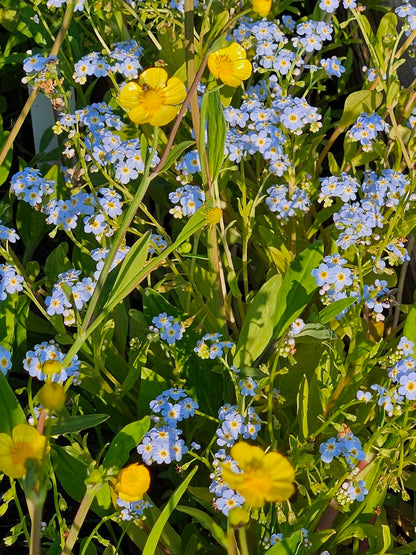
[142,466,198,555]
[338,91,383,129]
[234,274,283,368]
[273,241,323,339]
[16,201,50,259]
[319,297,357,323]
[176,505,227,549]
[0,294,16,348]
[47,414,110,436]
[266,530,301,554]
[102,417,150,470]
[0,372,26,434]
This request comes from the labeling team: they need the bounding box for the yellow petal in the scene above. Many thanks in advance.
[231,59,253,82]
[128,104,151,124]
[266,482,295,502]
[225,42,248,62]
[118,82,143,111]
[148,104,179,126]
[163,77,187,105]
[140,67,168,89]
[252,0,272,17]
[218,73,244,88]
[230,442,264,469]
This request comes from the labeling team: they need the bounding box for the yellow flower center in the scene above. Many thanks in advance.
[10,442,36,467]
[141,88,166,114]
[215,55,234,77]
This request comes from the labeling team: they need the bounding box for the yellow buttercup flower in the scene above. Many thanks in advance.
[118,68,187,126]
[221,442,295,508]
[252,0,272,17]
[207,43,252,87]
[114,463,151,502]
[0,424,50,479]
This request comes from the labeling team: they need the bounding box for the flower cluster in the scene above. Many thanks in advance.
[358,337,416,416]
[137,388,198,465]
[23,341,81,383]
[0,265,24,301]
[319,431,365,468]
[168,185,205,218]
[73,40,143,84]
[194,333,234,359]
[348,112,389,151]
[215,404,262,448]
[149,313,185,345]
[46,269,95,321]
[113,463,152,521]
[337,479,368,504]
[149,234,168,254]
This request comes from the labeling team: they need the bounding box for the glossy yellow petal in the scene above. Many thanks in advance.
[118,82,143,111]
[0,425,49,479]
[231,59,253,82]
[140,67,168,89]
[148,105,179,126]
[128,104,151,124]
[163,77,187,105]
[225,42,248,62]
[266,482,296,503]
[230,442,264,469]
[252,0,272,17]
[115,463,151,502]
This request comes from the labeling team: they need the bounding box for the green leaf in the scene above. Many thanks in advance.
[319,297,357,323]
[297,374,309,442]
[47,414,110,436]
[266,530,301,554]
[234,274,283,368]
[0,372,26,435]
[403,305,416,345]
[101,232,151,313]
[142,466,198,555]
[176,505,227,549]
[0,130,12,186]
[338,90,383,129]
[272,241,323,339]
[206,89,226,183]
[16,201,50,257]
[102,417,150,470]
[158,140,195,173]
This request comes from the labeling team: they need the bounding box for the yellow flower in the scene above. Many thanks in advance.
[118,68,187,126]
[207,43,252,87]
[114,463,151,502]
[0,424,50,479]
[252,0,272,17]
[221,442,295,508]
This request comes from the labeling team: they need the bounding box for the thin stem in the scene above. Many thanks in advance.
[61,483,103,555]
[0,0,76,167]
[28,497,42,555]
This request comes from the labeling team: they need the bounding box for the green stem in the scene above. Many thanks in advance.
[27,497,42,555]
[0,0,76,168]
[238,527,250,555]
[61,482,103,555]
[80,514,116,555]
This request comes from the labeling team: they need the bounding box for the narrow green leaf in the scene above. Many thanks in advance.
[206,89,226,183]
[102,232,151,313]
[47,414,110,436]
[319,297,356,323]
[142,466,198,555]
[103,417,150,469]
[158,140,195,173]
[0,372,26,434]
[297,375,309,442]
[176,505,227,548]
